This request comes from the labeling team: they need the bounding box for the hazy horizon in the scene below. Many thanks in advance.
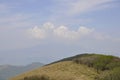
[0,0,120,65]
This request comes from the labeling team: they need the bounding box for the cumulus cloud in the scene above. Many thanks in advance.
[27,23,115,43]
[54,26,94,40]
[53,26,78,39]
[27,22,94,40]
[78,26,94,36]
[43,22,55,30]
[27,26,46,39]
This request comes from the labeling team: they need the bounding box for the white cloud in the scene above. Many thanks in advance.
[53,26,78,40]
[68,0,114,15]
[27,22,94,40]
[78,26,94,36]
[52,0,115,16]
[27,26,46,39]
[43,22,55,30]
[46,0,116,26]
[53,26,94,40]
[27,22,118,42]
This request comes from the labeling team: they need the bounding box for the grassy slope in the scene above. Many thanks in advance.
[11,61,98,80]
[11,53,120,80]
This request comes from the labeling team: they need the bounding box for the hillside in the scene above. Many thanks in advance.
[0,62,44,80]
[11,61,98,80]
[11,54,120,80]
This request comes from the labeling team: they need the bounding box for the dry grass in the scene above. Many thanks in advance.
[11,61,98,80]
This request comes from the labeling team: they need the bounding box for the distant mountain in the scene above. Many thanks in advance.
[11,53,120,80]
[0,62,44,80]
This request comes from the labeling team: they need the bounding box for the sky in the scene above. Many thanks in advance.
[0,0,120,65]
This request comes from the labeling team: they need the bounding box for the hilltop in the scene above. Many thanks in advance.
[11,54,120,80]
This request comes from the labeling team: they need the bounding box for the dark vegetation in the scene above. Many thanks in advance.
[49,53,120,80]
[72,54,120,80]
[22,75,50,80]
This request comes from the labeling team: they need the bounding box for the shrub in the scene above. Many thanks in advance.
[96,67,120,80]
[93,55,114,72]
[22,75,50,80]
[73,54,119,73]
[106,60,120,70]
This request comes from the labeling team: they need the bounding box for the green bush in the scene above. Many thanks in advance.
[73,54,119,73]
[22,75,50,80]
[73,54,98,67]
[93,55,114,72]
[106,60,120,70]
[96,67,120,80]
[78,55,120,80]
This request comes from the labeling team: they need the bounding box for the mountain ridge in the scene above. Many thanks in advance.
[0,62,44,80]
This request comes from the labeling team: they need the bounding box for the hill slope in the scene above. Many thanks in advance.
[0,62,44,80]
[11,61,98,80]
[11,54,120,80]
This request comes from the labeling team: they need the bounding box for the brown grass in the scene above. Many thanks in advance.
[11,61,98,80]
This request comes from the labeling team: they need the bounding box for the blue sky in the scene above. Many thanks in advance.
[0,0,120,65]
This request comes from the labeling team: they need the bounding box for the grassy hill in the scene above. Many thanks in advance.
[11,54,120,80]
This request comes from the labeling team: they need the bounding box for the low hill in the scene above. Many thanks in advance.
[11,54,120,80]
[0,62,44,80]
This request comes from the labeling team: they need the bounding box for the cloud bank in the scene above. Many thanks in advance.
[27,22,95,40]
